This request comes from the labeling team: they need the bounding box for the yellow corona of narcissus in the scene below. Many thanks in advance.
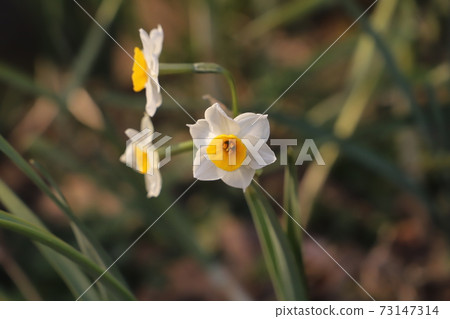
[120,115,162,198]
[188,103,276,190]
[132,25,163,117]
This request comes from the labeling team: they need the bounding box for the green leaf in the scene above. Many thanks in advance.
[244,183,307,300]
[283,148,307,294]
[0,179,99,300]
[0,210,135,300]
[343,0,432,145]
[29,160,117,299]
[0,135,128,271]
[63,0,123,97]
[0,136,131,298]
[242,0,333,40]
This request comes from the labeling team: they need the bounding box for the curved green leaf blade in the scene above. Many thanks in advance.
[283,148,308,294]
[0,210,135,300]
[0,135,128,293]
[0,178,99,300]
[245,183,307,300]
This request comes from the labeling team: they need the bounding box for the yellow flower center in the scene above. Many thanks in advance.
[132,47,148,92]
[206,134,247,171]
[135,146,148,174]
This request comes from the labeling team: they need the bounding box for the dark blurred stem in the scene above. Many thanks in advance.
[62,0,123,98]
[160,62,239,116]
[0,63,63,105]
[0,240,42,300]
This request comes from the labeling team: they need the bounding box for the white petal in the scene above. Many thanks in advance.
[193,149,225,181]
[139,26,163,69]
[221,166,255,190]
[149,25,164,56]
[119,151,127,164]
[119,141,133,164]
[235,112,270,141]
[147,149,160,170]
[140,115,154,132]
[248,143,277,170]
[145,77,162,117]
[139,29,153,64]
[124,128,139,139]
[120,127,135,164]
[150,58,159,77]
[145,169,162,198]
[187,119,214,148]
[139,29,152,64]
[138,28,150,47]
[205,103,240,135]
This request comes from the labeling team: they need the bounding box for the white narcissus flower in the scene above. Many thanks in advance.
[120,115,162,198]
[188,103,276,190]
[132,25,163,117]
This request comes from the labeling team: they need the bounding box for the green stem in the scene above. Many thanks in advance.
[0,210,135,300]
[283,148,308,296]
[343,0,432,146]
[171,140,194,157]
[159,63,195,75]
[158,140,193,158]
[159,62,239,116]
[244,183,308,300]
[221,67,239,117]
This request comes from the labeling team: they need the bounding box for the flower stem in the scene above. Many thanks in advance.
[159,62,239,116]
[158,140,194,158]
[159,63,195,75]
[221,67,239,118]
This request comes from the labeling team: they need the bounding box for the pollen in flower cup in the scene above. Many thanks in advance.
[188,103,276,190]
[132,25,164,117]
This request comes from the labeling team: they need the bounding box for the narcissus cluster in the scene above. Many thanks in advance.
[121,25,276,198]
